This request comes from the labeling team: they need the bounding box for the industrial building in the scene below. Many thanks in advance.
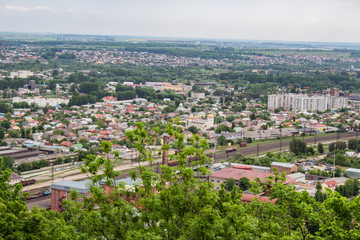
[210,166,294,191]
[50,177,141,212]
[345,168,360,178]
[270,162,298,175]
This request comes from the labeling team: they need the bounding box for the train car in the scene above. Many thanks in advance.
[226,147,237,153]
[20,179,36,186]
[43,190,51,196]
[239,142,247,147]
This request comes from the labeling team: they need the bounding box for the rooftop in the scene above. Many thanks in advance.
[271,162,295,168]
[50,179,92,194]
[345,168,360,173]
[211,167,294,184]
[242,193,277,204]
[287,172,305,180]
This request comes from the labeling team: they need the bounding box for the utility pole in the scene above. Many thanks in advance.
[314,130,317,144]
[211,142,217,166]
[356,127,359,153]
[279,128,282,152]
[51,160,54,182]
[333,152,336,178]
[302,123,305,141]
[257,130,261,157]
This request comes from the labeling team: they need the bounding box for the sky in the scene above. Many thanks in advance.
[0,0,359,43]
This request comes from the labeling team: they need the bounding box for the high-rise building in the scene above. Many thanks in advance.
[330,88,340,97]
[28,80,36,90]
[268,93,347,112]
[10,70,33,79]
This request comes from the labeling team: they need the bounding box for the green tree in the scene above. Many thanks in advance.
[250,112,256,120]
[215,125,233,134]
[96,120,107,129]
[329,142,335,152]
[187,126,199,134]
[217,135,227,146]
[0,130,4,140]
[224,177,236,191]
[238,177,251,191]
[348,139,358,150]
[1,120,10,129]
[289,138,307,156]
[1,156,14,170]
[315,181,326,202]
[317,143,324,153]
[4,118,360,239]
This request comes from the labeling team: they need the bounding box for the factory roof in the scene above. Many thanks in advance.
[271,162,296,168]
[51,179,92,194]
[211,167,294,184]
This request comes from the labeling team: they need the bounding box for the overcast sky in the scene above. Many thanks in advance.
[0,0,359,43]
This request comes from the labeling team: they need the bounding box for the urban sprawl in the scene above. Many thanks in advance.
[2,35,360,237]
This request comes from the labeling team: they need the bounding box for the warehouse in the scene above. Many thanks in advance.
[345,168,360,178]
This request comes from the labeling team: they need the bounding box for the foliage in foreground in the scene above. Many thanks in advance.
[1,121,360,239]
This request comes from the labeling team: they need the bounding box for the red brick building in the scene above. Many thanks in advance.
[270,162,297,175]
[50,178,141,212]
[50,179,92,211]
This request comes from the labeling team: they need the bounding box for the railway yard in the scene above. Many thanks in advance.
[24,131,358,209]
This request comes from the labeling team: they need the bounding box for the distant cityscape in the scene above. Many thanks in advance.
[1,32,360,238]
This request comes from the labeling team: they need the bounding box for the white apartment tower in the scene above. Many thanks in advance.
[268,93,347,112]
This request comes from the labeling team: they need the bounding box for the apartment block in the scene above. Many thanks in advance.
[268,93,347,112]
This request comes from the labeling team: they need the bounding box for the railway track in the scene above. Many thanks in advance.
[25,132,357,207]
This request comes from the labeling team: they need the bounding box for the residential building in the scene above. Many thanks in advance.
[321,180,338,192]
[185,114,214,130]
[330,88,340,97]
[9,172,23,186]
[268,93,347,112]
[10,70,33,78]
[190,92,206,99]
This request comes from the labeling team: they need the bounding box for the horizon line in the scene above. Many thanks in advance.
[1,31,360,46]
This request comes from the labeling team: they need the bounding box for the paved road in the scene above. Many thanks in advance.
[214,132,358,161]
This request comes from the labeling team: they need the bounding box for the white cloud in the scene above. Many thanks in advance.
[2,5,73,13]
[309,18,320,23]
[32,6,53,12]
[4,5,30,12]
